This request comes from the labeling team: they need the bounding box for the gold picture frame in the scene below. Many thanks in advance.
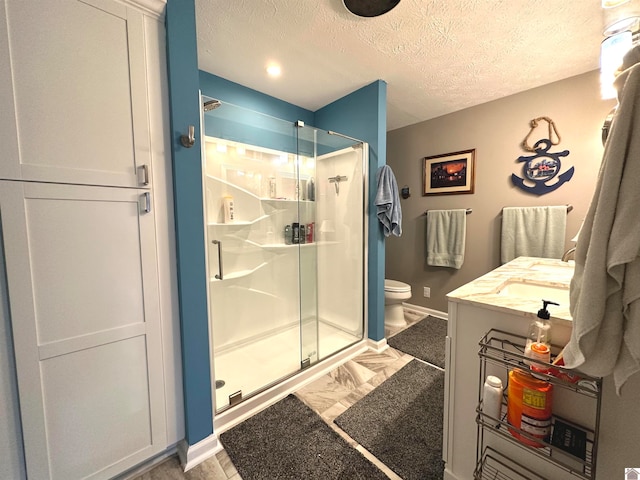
[423,149,475,196]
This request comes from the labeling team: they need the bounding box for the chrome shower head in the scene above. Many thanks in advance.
[203,99,221,112]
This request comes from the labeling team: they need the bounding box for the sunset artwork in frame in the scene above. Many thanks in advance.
[423,149,475,196]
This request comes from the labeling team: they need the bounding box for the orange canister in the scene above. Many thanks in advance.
[507,369,553,447]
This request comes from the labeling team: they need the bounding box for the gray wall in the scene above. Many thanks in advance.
[386,70,616,312]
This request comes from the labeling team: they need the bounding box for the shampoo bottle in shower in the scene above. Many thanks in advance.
[299,224,306,244]
[284,225,292,245]
[223,195,234,223]
[307,177,315,201]
[268,177,276,199]
[292,222,300,244]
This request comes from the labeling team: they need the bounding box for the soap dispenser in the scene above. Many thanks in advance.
[524,300,558,371]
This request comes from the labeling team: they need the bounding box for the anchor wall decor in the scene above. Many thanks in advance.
[511,117,574,195]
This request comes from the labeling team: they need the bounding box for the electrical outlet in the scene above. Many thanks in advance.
[423,286,431,298]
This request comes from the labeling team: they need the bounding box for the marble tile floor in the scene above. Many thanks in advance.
[131,309,429,480]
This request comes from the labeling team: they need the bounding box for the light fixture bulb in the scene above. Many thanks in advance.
[600,30,633,99]
[266,64,282,77]
[603,16,639,36]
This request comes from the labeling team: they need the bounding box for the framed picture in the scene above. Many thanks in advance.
[423,149,475,196]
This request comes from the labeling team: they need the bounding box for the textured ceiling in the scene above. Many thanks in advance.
[196,0,611,131]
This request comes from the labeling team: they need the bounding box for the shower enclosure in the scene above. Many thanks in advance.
[201,98,367,412]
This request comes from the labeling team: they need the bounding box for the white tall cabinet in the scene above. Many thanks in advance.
[0,0,181,479]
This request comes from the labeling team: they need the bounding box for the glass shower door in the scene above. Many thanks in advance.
[202,98,366,413]
[203,101,305,412]
[298,126,366,364]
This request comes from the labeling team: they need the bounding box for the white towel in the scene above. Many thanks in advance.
[500,206,567,264]
[426,209,467,269]
[375,165,402,237]
[563,54,640,394]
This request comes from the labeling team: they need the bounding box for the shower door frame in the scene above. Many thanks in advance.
[200,101,369,415]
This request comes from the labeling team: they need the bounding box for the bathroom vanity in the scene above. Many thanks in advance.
[444,257,640,480]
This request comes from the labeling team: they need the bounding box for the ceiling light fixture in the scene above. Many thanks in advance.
[600,0,640,98]
[343,0,401,17]
[600,31,633,99]
[266,64,281,77]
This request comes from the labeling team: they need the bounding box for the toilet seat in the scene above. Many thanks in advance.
[384,279,411,293]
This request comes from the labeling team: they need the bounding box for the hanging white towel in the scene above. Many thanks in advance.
[563,50,640,394]
[426,209,467,269]
[500,206,567,264]
[375,165,402,237]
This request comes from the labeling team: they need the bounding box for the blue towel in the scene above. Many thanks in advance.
[375,165,402,237]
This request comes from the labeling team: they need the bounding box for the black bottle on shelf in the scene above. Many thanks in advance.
[292,223,300,244]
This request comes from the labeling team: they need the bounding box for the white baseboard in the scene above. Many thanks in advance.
[403,302,448,320]
[119,446,178,479]
[177,435,221,472]
[366,337,388,353]
[443,468,462,480]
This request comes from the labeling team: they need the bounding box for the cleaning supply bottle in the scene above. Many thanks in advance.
[524,300,558,372]
[507,368,553,447]
[483,375,503,427]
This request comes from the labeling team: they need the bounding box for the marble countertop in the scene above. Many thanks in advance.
[447,256,575,325]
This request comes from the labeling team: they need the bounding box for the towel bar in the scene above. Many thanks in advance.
[424,208,472,215]
[500,204,572,214]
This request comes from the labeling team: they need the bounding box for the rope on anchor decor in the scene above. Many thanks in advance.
[521,116,562,152]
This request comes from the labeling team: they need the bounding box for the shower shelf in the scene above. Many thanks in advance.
[209,215,270,226]
[210,262,269,282]
[260,198,314,203]
[261,243,317,251]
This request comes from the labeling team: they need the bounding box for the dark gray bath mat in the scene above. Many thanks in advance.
[220,394,387,480]
[334,360,445,480]
[388,315,447,367]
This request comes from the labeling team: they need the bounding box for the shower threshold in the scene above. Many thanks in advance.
[213,337,369,435]
[213,320,360,413]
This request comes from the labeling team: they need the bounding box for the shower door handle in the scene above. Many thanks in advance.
[212,239,223,280]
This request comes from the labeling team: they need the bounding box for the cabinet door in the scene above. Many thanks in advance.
[0,0,152,187]
[0,181,166,480]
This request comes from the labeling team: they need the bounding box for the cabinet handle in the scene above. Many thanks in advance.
[141,192,152,213]
[212,239,223,280]
[138,164,150,186]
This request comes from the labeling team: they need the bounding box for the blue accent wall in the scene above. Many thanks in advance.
[166,9,387,444]
[165,0,213,445]
[314,81,387,342]
[200,72,314,125]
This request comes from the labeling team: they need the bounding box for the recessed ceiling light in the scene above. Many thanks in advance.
[266,64,282,77]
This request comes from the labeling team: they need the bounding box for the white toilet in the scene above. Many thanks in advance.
[384,279,412,328]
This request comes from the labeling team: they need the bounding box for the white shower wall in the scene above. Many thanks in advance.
[316,146,365,339]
